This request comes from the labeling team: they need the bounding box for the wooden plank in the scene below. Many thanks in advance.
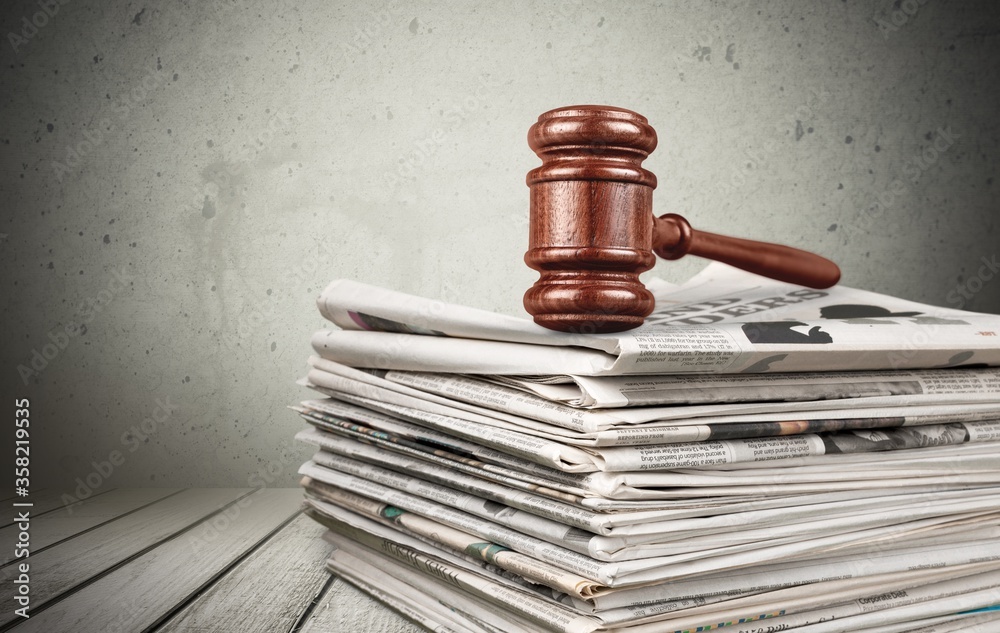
[0,488,43,504]
[6,488,302,632]
[154,513,331,633]
[298,576,427,633]
[0,488,181,565]
[0,488,251,628]
[2,488,109,527]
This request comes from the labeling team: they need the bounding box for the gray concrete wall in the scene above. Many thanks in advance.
[3,0,998,491]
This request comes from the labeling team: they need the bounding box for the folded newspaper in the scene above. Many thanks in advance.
[312,263,1000,375]
[292,262,1000,633]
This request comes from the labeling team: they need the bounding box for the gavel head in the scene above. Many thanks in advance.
[524,105,659,333]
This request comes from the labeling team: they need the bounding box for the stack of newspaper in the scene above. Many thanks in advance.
[292,263,1000,633]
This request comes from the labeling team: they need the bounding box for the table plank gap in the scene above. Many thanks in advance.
[287,573,337,633]
[0,489,45,504]
[2,488,117,527]
[5,488,302,633]
[0,488,183,567]
[297,574,427,633]
[151,512,329,633]
[0,488,254,630]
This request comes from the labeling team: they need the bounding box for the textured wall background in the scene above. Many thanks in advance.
[3,0,998,491]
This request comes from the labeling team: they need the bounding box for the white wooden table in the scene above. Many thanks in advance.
[0,488,425,632]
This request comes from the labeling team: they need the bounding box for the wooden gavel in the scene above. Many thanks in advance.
[523,105,841,333]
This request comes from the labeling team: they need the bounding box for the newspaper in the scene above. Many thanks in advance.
[303,360,1000,447]
[322,527,595,633]
[298,458,1000,587]
[293,401,597,503]
[628,569,1000,633]
[300,376,1000,473]
[322,542,494,633]
[576,445,1000,500]
[299,262,1000,631]
[322,507,998,631]
[308,358,1000,435]
[324,542,547,633]
[301,441,1000,564]
[854,612,1000,633]
[491,367,1000,408]
[296,416,999,521]
[328,537,1000,633]
[297,425,1000,544]
[312,497,1000,633]
[313,262,1000,375]
[324,531,1000,633]
[776,586,1000,633]
[297,396,1000,499]
[588,567,1000,629]
[313,505,598,633]
[302,475,602,600]
[578,535,1000,612]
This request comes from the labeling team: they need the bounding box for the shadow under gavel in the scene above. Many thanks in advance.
[523,105,842,334]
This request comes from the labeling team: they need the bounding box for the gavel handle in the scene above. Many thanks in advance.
[653,213,841,289]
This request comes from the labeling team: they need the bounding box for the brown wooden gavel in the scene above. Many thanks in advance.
[523,105,841,333]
